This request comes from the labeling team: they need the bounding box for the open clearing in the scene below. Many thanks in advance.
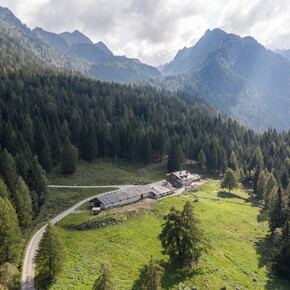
[39,179,290,290]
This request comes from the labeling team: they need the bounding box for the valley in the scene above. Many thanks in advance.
[0,4,289,290]
[37,179,289,289]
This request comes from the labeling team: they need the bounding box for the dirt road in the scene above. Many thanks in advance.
[21,186,134,290]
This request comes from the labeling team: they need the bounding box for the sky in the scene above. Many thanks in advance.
[0,0,290,66]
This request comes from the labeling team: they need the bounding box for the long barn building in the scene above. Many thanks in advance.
[92,180,175,209]
[91,171,200,210]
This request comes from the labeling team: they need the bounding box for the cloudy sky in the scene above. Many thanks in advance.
[0,0,290,66]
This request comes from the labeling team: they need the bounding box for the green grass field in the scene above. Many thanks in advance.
[35,187,117,225]
[42,180,289,289]
[47,159,168,186]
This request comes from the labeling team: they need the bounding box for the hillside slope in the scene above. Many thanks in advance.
[159,29,290,131]
[46,181,289,289]
[0,6,161,83]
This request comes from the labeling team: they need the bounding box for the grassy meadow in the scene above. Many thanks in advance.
[41,180,289,289]
[47,159,168,186]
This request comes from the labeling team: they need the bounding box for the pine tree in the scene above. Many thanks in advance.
[14,176,32,228]
[61,137,78,174]
[36,220,66,280]
[92,263,115,290]
[0,148,19,194]
[272,220,290,278]
[0,197,22,265]
[198,149,206,171]
[264,174,277,208]
[143,257,164,290]
[268,187,287,233]
[159,207,182,261]
[37,132,52,172]
[179,201,210,267]
[0,262,20,290]
[252,164,261,195]
[221,169,238,194]
[0,178,10,199]
[159,202,209,267]
[167,142,181,172]
[229,151,238,172]
[257,170,267,200]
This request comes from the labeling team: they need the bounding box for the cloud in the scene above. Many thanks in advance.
[219,0,290,49]
[1,0,290,65]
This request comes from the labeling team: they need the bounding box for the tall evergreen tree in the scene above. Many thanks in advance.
[229,151,239,172]
[61,137,78,174]
[272,220,290,278]
[0,197,22,265]
[265,174,277,208]
[159,207,182,261]
[143,257,164,290]
[167,142,181,172]
[268,187,287,233]
[257,170,267,200]
[252,164,261,195]
[221,169,238,194]
[36,220,66,281]
[159,202,209,267]
[92,263,115,290]
[14,176,32,229]
[0,148,18,194]
[198,149,206,171]
[179,201,210,266]
[0,178,10,199]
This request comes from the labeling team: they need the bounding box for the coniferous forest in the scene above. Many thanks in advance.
[0,5,289,289]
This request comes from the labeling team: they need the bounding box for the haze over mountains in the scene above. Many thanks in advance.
[1,6,290,132]
[157,29,290,131]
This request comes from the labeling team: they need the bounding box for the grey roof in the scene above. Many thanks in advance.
[95,180,175,206]
[167,171,200,181]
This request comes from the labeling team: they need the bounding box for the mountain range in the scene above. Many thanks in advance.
[157,29,290,131]
[0,6,160,83]
[1,6,290,131]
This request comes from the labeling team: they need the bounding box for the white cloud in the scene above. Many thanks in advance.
[1,0,290,65]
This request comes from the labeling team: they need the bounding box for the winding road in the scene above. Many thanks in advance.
[21,185,135,290]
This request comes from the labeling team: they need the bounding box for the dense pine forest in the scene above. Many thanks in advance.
[0,7,289,288]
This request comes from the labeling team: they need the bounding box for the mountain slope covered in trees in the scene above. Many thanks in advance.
[158,29,290,131]
[0,6,160,83]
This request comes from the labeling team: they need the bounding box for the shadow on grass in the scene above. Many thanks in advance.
[35,274,56,290]
[257,207,269,222]
[132,260,202,290]
[217,191,237,199]
[255,234,290,289]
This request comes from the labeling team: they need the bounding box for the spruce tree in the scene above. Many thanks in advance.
[14,176,32,228]
[167,142,181,172]
[61,137,77,174]
[252,164,261,195]
[229,151,238,172]
[159,202,209,267]
[0,197,22,265]
[0,178,9,199]
[272,220,290,278]
[221,169,238,194]
[143,257,164,290]
[0,262,20,290]
[179,201,210,266]
[257,170,267,200]
[198,149,206,171]
[0,148,18,194]
[268,187,287,233]
[159,207,182,261]
[92,263,115,290]
[36,220,66,280]
[265,174,277,208]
